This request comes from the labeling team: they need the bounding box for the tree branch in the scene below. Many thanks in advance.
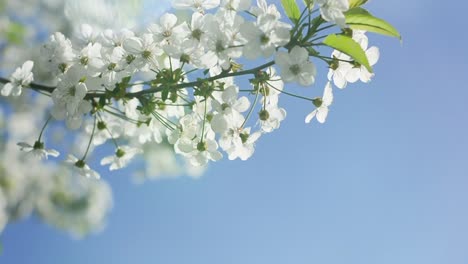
[0,60,276,100]
[0,77,56,94]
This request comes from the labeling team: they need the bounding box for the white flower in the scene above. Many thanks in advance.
[240,14,291,59]
[100,47,126,89]
[305,81,334,124]
[101,146,142,171]
[164,39,213,69]
[168,113,201,153]
[316,0,349,28]
[328,31,380,89]
[219,127,261,160]
[173,0,220,12]
[258,105,286,133]
[204,13,244,74]
[275,46,317,86]
[181,138,223,166]
[41,32,76,74]
[64,155,100,179]
[51,67,92,130]
[187,12,213,43]
[123,34,163,71]
[17,141,60,160]
[75,42,105,76]
[148,13,190,45]
[1,60,34,97]
[211,85,249,133]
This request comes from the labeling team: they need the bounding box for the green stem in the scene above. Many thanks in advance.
[241,90,260,129]
[97,112,120,149]
[37,115,52,142]
[82,116,97,160]
[266,82,314,102]
[199,98,208,142]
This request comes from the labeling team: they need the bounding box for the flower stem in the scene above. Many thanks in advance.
[37,115,52,142]
[82,116,97,160]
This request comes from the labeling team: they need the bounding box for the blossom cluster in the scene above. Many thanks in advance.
[1,0,379,178]
[0,0,400,240]
[0,0,384,181]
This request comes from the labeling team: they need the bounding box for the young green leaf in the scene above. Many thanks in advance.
[281,0,301,23]
[345,8,401,40]
[349,0,368,8]
[323,34,372,72]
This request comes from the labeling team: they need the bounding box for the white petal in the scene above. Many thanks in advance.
[17,142,33,151]
[234,96,250,113]
[305,110,317,124]
[322,82,334,106]
[366,46,380,66]
[22,60,34,74]
[161,13,178,30]
[316,107,329,123]
[101,156,115,166]
[47,149,60,157]
[1,83,13,96]
[289,46,308,63]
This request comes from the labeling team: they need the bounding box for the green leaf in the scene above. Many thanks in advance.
[345,7,401,40]
[348,0,368,8]
[281,0,301,23]
[323,34,372,72]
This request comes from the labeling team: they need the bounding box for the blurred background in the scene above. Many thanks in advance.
[1,0,468,263]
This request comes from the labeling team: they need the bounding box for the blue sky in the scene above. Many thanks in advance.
[2,0,468,263]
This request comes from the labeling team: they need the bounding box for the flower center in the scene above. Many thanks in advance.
[163,30,172,38]
[126,55,136,64]
[180,54,191,64]
[240,132,249,144]
[215,41,225,53]
[221,103,230,111]
[192,29,203,41]
[116,148,126,158]
[289,64,301,75]
[80,56,89,65]
[97,121,107,130]
[107,63,117,71]
[313,98,323,108]
[197,141,207,152]
[33,141,44,150]
[260,34,270,44]
[75,159,86,169]
[142,50,152,59]
[259,110,270,121]
[68,86,76,97]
